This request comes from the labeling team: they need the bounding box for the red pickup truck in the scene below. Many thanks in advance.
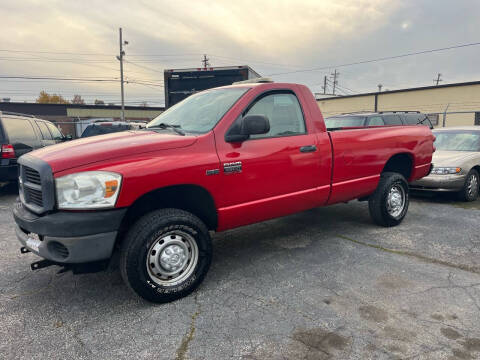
[13,81,434,303]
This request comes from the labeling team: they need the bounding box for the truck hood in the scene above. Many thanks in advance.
[432,150,479,167]
[29,130,197,173]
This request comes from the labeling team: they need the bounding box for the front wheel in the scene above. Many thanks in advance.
[458,169,479,202]
[120,208,212,303]
[368,172,409,227]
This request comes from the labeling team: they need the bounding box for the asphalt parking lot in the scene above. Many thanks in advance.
[1,183,479,360]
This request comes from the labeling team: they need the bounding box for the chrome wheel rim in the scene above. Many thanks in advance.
[386,185,406,218]
[467,174,478,198]
[146,231,199,286]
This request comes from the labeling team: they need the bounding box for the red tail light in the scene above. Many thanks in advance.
[1,144,15,159]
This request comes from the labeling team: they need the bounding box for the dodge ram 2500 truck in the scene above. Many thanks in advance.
[13,81,435,303]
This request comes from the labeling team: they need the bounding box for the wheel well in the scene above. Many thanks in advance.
[472,165,480,175]
[382,153,413,180]
[119,185,218,234]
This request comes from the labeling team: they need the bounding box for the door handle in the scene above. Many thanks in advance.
[300,145,317,153]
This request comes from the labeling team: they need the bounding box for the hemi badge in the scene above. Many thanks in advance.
[223,161,242,174]
[206,169,220,176]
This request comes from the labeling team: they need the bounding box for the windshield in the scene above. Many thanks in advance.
[81,124,131,138]
[434,131,480,152]
[148,88,249,133]
[325,116,366,129]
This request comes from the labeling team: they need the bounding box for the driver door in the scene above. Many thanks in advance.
[215,90,329,230]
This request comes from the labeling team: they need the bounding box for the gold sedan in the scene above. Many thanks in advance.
[410,126,480,201]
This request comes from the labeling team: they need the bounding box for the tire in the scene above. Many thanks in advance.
[458,169,479,202]
[368,172,409,227]
[120,208,212,303]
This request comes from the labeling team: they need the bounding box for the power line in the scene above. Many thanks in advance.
[0,75,118,82]
[0,48,305,69]
[124,60,164,74]
[208,54,302,69]
[0,49,115,56]
[267,41,480,76]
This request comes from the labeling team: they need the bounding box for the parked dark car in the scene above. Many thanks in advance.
[325,111,433,130]
[0,112,68,182]
[80,121,146,138]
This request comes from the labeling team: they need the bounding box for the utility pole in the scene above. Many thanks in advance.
[434,73,442,86]
[330,69,339,95]
[116,28,128,121]
[201,54,210,70]
[377,84,383,92]
[322,75,328,95]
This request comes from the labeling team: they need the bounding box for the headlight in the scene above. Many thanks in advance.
[431,167,461,175]
[56,171,122,209]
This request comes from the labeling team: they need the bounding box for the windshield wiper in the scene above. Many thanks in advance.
[148,123,185,136]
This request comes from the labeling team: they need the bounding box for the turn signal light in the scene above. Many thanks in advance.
[1,144,15,159]
[104,180,119,198]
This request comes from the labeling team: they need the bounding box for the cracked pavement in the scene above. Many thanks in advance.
[1,183,480,359]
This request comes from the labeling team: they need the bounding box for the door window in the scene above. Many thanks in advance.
[245,92,306,139]
[36,121,53,140]
[382,114,402,125]
[46,122,63,140]
[2,118,37,145]
[367,116,385,126]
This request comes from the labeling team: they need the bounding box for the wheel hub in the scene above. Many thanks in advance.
[387,185,405,218]
[146,232,199,286]
[159,244,187,272]
[468,174,478,197]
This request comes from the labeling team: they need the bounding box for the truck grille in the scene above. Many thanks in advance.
[24,186,43,207]
[24,167,41,185]
[18,156,55,214]
[21,166,44,208]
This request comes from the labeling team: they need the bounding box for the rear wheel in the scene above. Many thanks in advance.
[368,172,409,227]
[120,208,212,303]
[458,169,479,202]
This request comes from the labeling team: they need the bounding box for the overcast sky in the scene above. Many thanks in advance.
[1,0,479,106]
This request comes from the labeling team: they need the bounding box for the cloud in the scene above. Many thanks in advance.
[0,0,479,103]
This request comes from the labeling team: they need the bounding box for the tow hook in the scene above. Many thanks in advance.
[29,257,109,274]
[31,259,60,271]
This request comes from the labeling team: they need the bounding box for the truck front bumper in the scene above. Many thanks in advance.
[410,174,467,192]
[13,201,127,264]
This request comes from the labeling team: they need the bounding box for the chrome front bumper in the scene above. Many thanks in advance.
[410,174,467,192]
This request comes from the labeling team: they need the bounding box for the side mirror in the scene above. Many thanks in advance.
[241,115,270,136]
[64,134,73,141]
[225,115,270,142]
